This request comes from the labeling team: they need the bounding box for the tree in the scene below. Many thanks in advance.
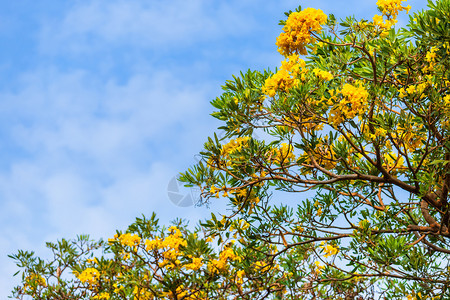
[10,0,450,299]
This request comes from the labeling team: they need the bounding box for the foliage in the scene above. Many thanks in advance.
[10,0,450,299]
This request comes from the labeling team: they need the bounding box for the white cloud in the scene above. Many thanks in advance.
[4,68,207,163]
[0,65,215,297]
[38,0,261,55]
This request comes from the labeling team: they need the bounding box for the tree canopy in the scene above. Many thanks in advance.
[10,0,450,299]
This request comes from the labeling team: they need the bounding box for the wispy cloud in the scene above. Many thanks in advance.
[0,65,215,295]
[38,0,261,56]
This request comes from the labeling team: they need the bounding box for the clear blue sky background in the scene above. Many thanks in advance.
[0,0,428,297]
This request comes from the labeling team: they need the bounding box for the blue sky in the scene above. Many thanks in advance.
[0,0,428,297]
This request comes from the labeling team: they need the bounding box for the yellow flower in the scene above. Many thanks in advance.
[118,233,141,248]
[376,0,410,19]
[443,94,450,105]
[296,225,304,233]
[398,87,406,98]
[221,137,250,159]
[276,8,327,56]
[317,207,323,216]
[184,257,203,271]
[236,270,245,285]
[426,46,438,63]
[144,238,162,250]
[373,14,388,28]
[406,85,416,94]
[313,68,333,81]
[23,273,47,292]
[207,246,240,274]
[76,268,100,285]
[321,243,339,257]
[262,54,304,97]
[271,143,296,164]
[373,0,409,32]
[93,292,110,300]
[314,261,325,274]
[328,82,369,126]
[358,219,370,229]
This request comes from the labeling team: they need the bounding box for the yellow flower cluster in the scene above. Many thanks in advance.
[442,94,450,126]
[254,261,269,271]
[317,207,323,216]
[207,136,252,171]
[320,242,339,258]
[382,151,405,172]
[76,268,100,285]
[372,14,397,30]
[132,286,153,299]
[328,83,369,126]
[314,261,325,274]
[407,84,425,95]
[113,282,125,294]
[426,46,438,63]
[299,140,336,173]
[167,286,186,299]
[235,269,245,285]
[166,285,207,300]
[226,188,260,208]
[340,83,369,105]
[184,256,203,271]
[143,227,191,270]
[271,143,296,164]
[232,219,250,231]
[392,123,426,153]
[358,219,370,229]
[373,0,410,31]
[263,70,295,97]
[313,68,333,81]
[145,226,186,252]
[92,292,110,300]
[283,109,325,133]
[28,273,47,286]
[280,53,304,74]
[208,246,240,274]
[23,273,47,292]
[376,0,411,19]
[398,82,427,99]
[262,54,305,97]
[118,233,141,248]
[276,8,327,56]
[221,136,250,158]
[444,94,450,106]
